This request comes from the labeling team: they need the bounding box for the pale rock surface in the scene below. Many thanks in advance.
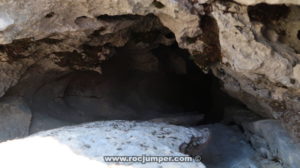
[211,1,300,139]
[0,121,208,168]
[0,0,202,52]
[212,2,294,88]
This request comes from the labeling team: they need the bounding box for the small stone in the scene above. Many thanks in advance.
[265,29,279,42]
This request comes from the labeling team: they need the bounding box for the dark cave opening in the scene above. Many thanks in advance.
[0,13,245,133]
[248,3,290,23]
[95,42,239,125]
[23,41,238,128]
[0,11,271,168]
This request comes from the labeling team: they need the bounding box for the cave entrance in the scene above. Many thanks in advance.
[25,38,252,167]
[30,42,231,130]
[98,42,225,124]
[0,12,265,168]
[0,14,241,134]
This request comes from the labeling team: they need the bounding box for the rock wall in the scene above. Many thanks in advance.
[210,1,300,139]
[0,0,300,140]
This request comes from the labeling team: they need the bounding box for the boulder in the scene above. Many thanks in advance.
[243,120,300,168]
[0,121,208,168]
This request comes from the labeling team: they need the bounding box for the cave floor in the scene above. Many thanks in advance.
[28,111,261,168]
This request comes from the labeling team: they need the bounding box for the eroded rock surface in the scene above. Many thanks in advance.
[0,0,202,50]
[244,120,300,168]
[0,121,208,168]
[224,106,300,168]
[198,124,258,168]
[210,1,300,139]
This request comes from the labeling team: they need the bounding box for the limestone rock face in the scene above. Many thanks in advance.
[210,1,300,139]
[0,121,207,168]
[0,0,201,50]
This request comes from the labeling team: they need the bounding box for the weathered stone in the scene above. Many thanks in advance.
[0,0,202,52]
[198,124,258,168]
[243,120,300,168]
[210,1,300,139]
[0,97,31,142]
[0,121,207,168]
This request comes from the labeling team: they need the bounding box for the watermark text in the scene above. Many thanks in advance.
[103,155,201,164]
